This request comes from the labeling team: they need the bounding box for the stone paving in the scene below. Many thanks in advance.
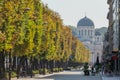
[102,76,120,80]
[100,72,120,80]
[102,77,120,80]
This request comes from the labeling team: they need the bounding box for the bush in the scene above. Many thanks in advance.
[32,70,39,74]
[59,68,63,71]
[53,68,57,72]
[53,68,63,72]
[84,63,89,71]
[11,71,17,78]
[39,69,43,74]
[39,68,49,74]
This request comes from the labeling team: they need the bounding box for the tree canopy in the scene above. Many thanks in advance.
[0,0,90,63]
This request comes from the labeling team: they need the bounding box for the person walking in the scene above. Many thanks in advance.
[91,66,96,76]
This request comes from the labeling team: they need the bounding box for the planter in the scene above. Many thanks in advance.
[84,70,89,76]
[83,63,89,76]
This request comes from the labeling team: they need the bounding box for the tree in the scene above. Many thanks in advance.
[95,56,100,73]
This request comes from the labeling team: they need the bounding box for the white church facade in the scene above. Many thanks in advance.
[77,16,103,64]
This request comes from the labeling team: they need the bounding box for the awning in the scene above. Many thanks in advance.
[111,55,118,60]
[112,51,118,54]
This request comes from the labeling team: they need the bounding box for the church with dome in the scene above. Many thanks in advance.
[77,16,103,64]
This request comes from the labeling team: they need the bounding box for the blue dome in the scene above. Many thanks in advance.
[77,16,94,27]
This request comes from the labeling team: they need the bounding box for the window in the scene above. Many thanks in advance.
[97,53,99,56]
[85,30,87,36]
[91,30,92,36]
[88,30,90,36]
[97,37,99,42]
[81,30,83,36]
[79,30,80,35]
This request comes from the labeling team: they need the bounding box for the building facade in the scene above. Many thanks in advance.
[102,0,120,74]
[77,16,103,65]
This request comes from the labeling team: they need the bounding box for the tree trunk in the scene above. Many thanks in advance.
[25,57,28,76]
[43,59,46,75]
[12,56,17,71]
[17,56,26,79]
[8,51,11,80]
[0,51,5,79]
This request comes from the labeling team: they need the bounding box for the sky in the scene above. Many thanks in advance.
[41,0,108,28]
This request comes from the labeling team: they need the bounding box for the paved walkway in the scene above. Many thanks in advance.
[102,76,120,80]
[12,70,102,80]
[101,74,120,80]
[38,71,102,80]
[100,73,120,80]
[12,73,55,80]
[12,71,120,80]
